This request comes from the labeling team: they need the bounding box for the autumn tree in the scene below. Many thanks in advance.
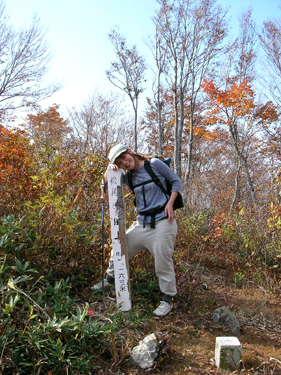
[209,8,259,212]
[152,0,228,209]
[183,126,232,212]
[259,15,281,108]
[218,8,258,86]
[106,28,146,151]
[24,106,93,206]
[141,88,175,156]
[1,106,109,276]
[0,106,72,215]
[235,9,258,84]
[261,118,281,166]
[0,2,59,112]
[202,79,279,211]
[0,125,36,214]
[26,105,70,153]
[69,91,133,157]
[148,12,170,154]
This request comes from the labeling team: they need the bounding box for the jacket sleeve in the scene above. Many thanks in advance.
[150,158,182,194]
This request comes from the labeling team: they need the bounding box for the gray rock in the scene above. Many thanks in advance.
[129,333,159,369]
[213,306,240,333]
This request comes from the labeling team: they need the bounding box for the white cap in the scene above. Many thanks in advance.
[108,144,127,164]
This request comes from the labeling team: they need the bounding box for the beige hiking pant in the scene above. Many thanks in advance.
[106,218,178,296]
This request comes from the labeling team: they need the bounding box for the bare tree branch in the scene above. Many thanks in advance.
[0,2,60,112]
[106,28,146,151]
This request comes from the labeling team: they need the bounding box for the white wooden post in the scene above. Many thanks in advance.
[107,169,131,311]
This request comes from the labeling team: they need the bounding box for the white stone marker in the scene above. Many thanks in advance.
[215,337,241,371]
[107,169,131,311]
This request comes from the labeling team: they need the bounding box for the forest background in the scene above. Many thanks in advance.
[1,0,281,373]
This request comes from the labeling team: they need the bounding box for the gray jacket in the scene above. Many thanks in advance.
[124,158,182,225]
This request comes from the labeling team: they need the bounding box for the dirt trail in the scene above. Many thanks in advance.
[88,269,281,374]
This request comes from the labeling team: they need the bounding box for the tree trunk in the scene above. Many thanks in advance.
[177,85,186,178]
[134,104,138,152]
[240,153,258,208]
[229,122,258,208]
[229,159,241,215]
[157,72,163,154]
[173,85,181,177]
[183,100,194,204]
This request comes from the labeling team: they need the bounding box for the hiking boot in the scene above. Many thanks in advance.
[91,279,114,291]
[153,301,173,317]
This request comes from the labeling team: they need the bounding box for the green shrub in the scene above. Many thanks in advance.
[0,256,126,374]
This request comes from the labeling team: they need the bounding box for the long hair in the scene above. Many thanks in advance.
[125,150,149,169]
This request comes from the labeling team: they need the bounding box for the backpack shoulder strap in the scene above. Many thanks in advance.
[144,159,168,196]
[126,168,153,192]
[126,171,134,192]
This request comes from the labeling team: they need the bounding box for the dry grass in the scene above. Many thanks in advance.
[85,263,281,375]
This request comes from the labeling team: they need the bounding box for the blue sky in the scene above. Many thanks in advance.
[5,0,281,115]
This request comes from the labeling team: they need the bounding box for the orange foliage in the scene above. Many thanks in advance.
[202,79,278,127]
[0,125,36,211]
[202,79,256,123]
[26,105,71,148]
[0,106,110,275]
[193,126,220,141]
[142,89,220,154]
